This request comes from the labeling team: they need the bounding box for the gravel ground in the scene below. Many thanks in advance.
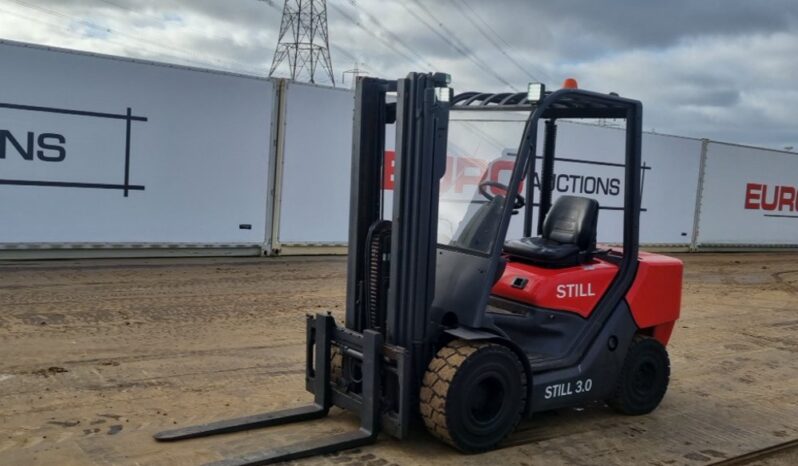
[0,252,796,466]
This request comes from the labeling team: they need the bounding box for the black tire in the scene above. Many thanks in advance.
[419,340,526,453]
[608,335,670,415]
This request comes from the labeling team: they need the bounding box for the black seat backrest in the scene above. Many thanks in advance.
[542,195,599,251]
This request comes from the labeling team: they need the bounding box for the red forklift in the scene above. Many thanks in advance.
[155,73,683,465]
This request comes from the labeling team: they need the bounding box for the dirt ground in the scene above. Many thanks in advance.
[0,252,796,466]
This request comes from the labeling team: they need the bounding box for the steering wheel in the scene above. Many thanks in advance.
[478,180,525,209]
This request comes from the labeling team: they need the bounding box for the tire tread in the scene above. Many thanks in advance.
[420,340,526,451]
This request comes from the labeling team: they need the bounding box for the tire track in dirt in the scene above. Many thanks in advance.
[772,270,798,295]
[0,342,304,373]
[2,253,798,465]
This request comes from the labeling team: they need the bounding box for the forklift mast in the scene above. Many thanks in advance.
[346,73,450,372]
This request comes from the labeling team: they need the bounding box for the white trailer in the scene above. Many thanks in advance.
[695,141,798,248]
[2,39,795,258]
[0,39,277,258]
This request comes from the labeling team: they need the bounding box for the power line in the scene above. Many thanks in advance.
[101,0,370,81]
[341,61,369,87]
[459,0,551,82]
[0,5,238,73]
[95,0,163,22]
[0,6,100,38]
[447,0,543,83]
[97,0,272,75]
[326,1,427,69]
[343,0,436,70]
[409,0,520,87]
[0,4,186,69]
[458,121,507,150]
[399,1,519,90]
[463,1,512,47]
[331,43,363,65]
[94,0,206,34]
[6,0,260,74]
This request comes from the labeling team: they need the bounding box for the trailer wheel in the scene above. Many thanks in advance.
[420,339,526,452]
[608,335,670,415]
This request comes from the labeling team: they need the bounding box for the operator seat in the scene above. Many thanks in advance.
[504,195,599,268]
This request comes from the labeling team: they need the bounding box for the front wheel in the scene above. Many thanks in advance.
[419,340,526,452]
[608,335,670,415]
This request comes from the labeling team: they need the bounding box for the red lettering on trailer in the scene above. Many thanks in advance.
[761,185,779,211]
[487,159,525,195]
[744,183,762,209]
[744,182,798,212]
[384,152,489,193]
[779,186,796,211]
[440,156,455,193]
[385,152,620,198]
[383,152,524,195]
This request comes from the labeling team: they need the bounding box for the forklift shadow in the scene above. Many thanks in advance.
[364,404,629,460]
[503,404,623,448]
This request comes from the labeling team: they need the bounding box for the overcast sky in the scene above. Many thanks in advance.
[1,0,797,149]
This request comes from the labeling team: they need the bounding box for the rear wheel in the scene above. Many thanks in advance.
[608,335,670,415]
[419,340,526,452]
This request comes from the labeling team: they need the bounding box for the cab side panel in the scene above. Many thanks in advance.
[528,300,638,413]
[491,258,619,318]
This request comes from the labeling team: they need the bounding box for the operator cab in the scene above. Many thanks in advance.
[433,81,651,366]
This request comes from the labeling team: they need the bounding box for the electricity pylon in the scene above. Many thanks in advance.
[268,0,335,85]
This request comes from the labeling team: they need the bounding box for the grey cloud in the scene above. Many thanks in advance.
[1,0,796,149]
[456,1,798,54]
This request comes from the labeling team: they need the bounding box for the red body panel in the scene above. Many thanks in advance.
[492,258,619,318]
[491,251,683,345]
[626,252,683,345]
